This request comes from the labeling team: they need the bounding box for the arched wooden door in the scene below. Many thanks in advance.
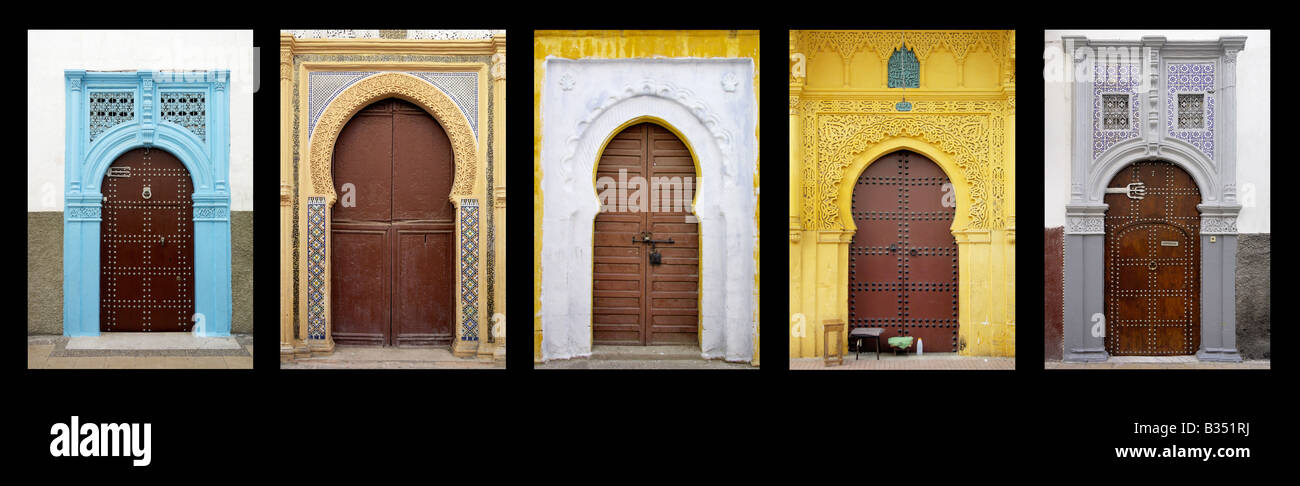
[1104,161,1201,355]
[100,148,195,332]
[331,98,455,346]
[848,150,959,351]
[592,123,699,345]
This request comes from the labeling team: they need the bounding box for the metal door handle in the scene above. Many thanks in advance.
[631,232,675,245]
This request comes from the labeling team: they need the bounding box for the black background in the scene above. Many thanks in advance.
[19,14,1281,478]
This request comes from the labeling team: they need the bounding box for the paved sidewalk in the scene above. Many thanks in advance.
[281,345,504,369]
[28,334,253,369]
[1046,357,1270,370]
[536,345,757,370]
[791,352,1014,370]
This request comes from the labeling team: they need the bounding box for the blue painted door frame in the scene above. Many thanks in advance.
[63,70,232,337]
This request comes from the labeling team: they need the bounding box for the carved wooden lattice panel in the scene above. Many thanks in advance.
[1104,161,1200,355]
[100,148,194,332]
[849,150,958,351]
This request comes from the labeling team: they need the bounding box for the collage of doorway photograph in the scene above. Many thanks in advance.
[20,24,1276,474]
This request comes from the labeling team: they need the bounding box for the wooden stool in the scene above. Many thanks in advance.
[823,320,845,367]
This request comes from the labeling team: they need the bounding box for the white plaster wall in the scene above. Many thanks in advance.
[1043,30,1270,233]
[539,57,758,362]
[27,30,255,211]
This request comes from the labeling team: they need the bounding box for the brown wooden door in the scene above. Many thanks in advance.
[100,148,195,332]
[331,98,455,346]
[848,150,959,351]
[1104,161,1200,355]
[593,123,699,345]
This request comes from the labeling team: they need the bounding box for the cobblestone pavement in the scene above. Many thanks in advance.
[27,334,254,369]
[281,345,504,369]
[1046,357,1270,370]
[791,352,1014,370]
[536,345,757,370]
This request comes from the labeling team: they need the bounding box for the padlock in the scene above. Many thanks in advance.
[648,249,662,265]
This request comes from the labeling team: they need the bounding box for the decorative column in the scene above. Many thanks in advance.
[1062,36,1108,362]
[192,71,233,337]
[789,38,806,359]
[279,34,295,357]
[489,36,507,361]
[62,70,100,337]
[1197,36,1247,363]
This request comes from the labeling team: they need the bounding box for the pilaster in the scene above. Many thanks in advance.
[280,33,296,358]
[486,35,507,361]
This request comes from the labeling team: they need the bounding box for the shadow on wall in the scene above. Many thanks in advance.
[1044,227,1064,361]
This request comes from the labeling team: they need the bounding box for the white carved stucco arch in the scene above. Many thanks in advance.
[1088,139,1218,204]
[540,57,757,362]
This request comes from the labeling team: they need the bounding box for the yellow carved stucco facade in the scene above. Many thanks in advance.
[789,30,1016,358]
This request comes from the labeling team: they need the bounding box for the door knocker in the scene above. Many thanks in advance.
[1148,261,1157,271]
[142,185,152,200]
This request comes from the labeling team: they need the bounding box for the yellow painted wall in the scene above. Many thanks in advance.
[789,30,1016,358]
[534,30,761,363]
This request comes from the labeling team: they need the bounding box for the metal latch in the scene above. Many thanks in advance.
[1105,182,1146,200]
[632,231,674,265]
[107,167,131,178]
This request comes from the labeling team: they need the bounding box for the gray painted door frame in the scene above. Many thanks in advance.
[1061,35,1246,362]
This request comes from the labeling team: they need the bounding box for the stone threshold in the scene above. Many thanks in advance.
[36,334,253,358]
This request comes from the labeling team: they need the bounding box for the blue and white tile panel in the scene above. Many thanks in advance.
[459,199,479,341]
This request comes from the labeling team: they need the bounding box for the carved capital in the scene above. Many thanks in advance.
[491,52,506,81]
[1200,215,1237,235]
[1065,215,1105,235]
[280,51,293,81]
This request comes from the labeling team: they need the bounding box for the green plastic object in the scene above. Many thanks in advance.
[887,337,915,350]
